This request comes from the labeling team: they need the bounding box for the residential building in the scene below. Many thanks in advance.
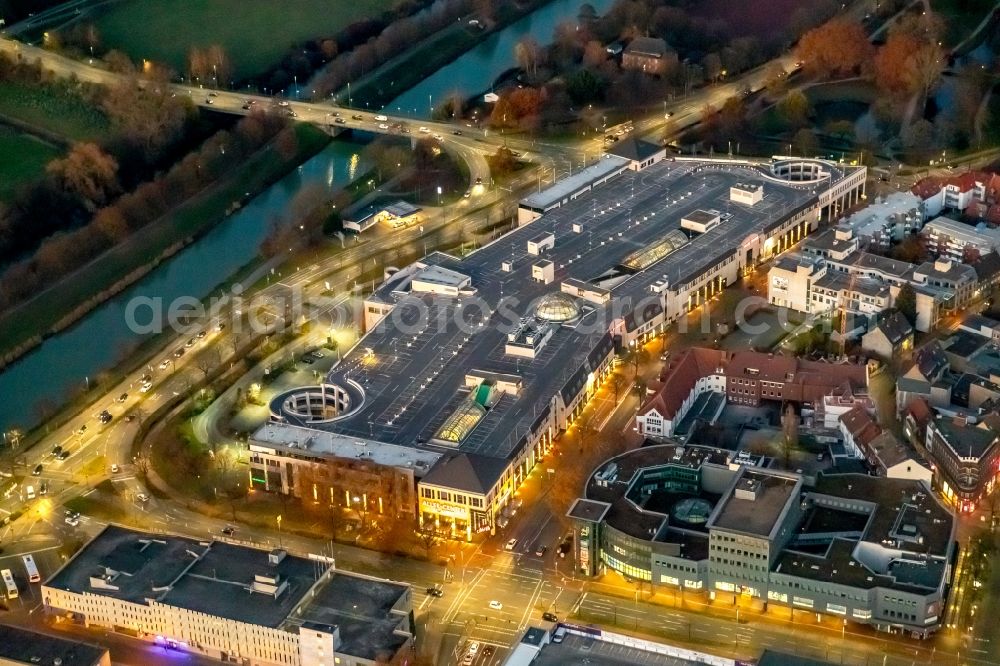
[839,191,924,252]
[925,414,1000,513]
[636,348,726,440]
[622,37,677,75]
[861,311,914,362]
[43,525,414,666]
[0,625,109,666]
[921,216,1000,262]
[770,227,947,332]
[896,342,951,414]
[568,446,955,637]
[912,171,1000,217]
[839,406,931,482]
[723,351,869,408]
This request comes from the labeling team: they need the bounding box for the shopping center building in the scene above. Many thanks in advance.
[567,445,955,637]
[253,156,866,540]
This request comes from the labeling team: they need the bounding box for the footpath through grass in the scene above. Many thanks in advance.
[0,123,331,356]
[0,81,109,141]
[0,125,60,200]
[94,0,396,80]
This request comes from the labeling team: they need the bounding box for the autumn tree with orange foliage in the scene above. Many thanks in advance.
[795,18,872,79]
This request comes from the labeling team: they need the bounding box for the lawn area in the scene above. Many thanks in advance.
[0,125,60,200]
[0,81,109,141]
[94,0,397,81]
[0,123,330,356]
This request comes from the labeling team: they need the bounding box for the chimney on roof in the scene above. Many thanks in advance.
[269,549,287,566]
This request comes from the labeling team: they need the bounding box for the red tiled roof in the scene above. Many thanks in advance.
[906,397,932,427]
[911,177,944,200]
[840,405,881,447]
[641,348,725,419]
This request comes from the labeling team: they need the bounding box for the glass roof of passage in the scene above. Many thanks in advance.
[621,229,690,271]
[436,398,487,444]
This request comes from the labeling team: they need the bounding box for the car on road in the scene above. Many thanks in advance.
[374,114,388,122]
[335,117,346,124]
[65,515,79,527]
[452,130,462,135]
[464,190,471,198]
[665,111,674,118]
[116,392,128,403]
[57,450,71,461]
[483,646,494,657]
[468,642,480,655]
[99,410,112,424]
[542,611,558,622]
[418,126,430,134]
[25,486,35,500]
[221,525,235,536]
[504,538,517,551]
[241,104,251,110]
[285,109,297,118]
[110,464,119,474]
[184,338,195,348]
[558,536,572,558]
[75,425,87,435]
[39,482,47,496]
[475,177,483,185]
[173,348,185,359]
[426,586,443,597]
[461,654,473,665]
[277,100,290,107]
[311,350,325,358]
[159,359,171,369]
[140,381,153,393]
[196,330,207,339]
[378,123,389,130]
[488,600,503,611]
[52,445,62,457]
[205,98,214,105]
[534,545,547,557]
[432,133,443,141]
[302,356,315,365]
[352,114,364,120]
[32,464,42,476]
[137,493,149,503]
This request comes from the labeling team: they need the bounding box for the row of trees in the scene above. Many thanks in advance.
[796,13,947,101]
[312,0,479,99]
[0,111,293,311]
[0,52,196,269]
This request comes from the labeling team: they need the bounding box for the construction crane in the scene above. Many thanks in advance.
[838,271,857,356]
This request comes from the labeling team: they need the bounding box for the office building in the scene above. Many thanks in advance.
[567,446,955,638]
[43,526,414,666]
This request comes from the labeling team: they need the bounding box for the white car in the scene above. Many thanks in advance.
[488,600,503,611]
[378,123,389,130]
[418,126,430,134]
[137,493,149,503]
[159,359,170,370]
[468,642,480,655]
[374,114,388,121]
[110,464,120,474]
[65,515,80,527]
[505,538,517,551]
[140,382,153,393]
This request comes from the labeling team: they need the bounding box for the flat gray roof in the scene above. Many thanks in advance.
[532,631,701,666]
[319,159,854,484]
[294,572,410,661]
[710,468,800,538]
[520,155,630,210]
[46,526,319,628]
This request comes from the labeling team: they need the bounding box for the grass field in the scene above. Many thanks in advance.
[0,125,60,200]
[94,0,397,81]
[0,123,330,356]
[0,81,109,141]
